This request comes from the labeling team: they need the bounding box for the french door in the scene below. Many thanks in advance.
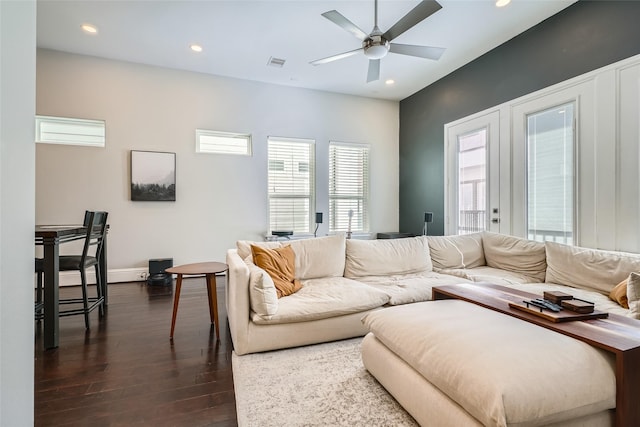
[445,111,502,235]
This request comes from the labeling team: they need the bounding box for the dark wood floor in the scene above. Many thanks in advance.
[34,277,237,426]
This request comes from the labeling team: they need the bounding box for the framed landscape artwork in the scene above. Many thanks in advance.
[130,150,176,201]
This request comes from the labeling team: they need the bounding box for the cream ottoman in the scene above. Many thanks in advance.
[361,300,616,427]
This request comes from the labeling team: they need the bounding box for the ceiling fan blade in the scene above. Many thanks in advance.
[389,43,445,60]
[310,47,363,66]
[366,59,380,83]
[382,0,442,42]
[321,10,368,41]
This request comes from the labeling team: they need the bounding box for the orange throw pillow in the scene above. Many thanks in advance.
[609,278,629,309]
[251,244,301,298]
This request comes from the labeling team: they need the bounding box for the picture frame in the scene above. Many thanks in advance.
[130,150,176,201]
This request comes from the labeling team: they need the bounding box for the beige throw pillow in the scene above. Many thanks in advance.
[247,262,279,318]
[627,272,640,319]
[251,244,302,298]
[609,279,629,309]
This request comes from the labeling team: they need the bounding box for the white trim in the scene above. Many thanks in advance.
[42,267,150,287]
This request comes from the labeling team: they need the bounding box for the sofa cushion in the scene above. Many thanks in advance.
[251,277,389,324]
[427,233,485,270]
[628,272,640,320]
[545,241,640,295]
[247,261,279,319]
[441,266,541,286]
[362,301,616,427]
[237,240,282,260]
[288,235,346,280]
[609,278,629,309]
[344,236,432,278]
[251,244,302,298]
[356,271,471,305]
[482,232,546,282]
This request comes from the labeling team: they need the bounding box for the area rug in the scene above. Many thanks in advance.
[232,338,418,426]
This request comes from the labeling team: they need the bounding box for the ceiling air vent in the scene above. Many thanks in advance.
[267,56,286,68]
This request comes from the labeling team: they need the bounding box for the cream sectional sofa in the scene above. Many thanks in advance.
[225,232,640,356]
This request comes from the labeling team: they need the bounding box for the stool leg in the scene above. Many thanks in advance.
[170,274,183,339]
[206,274,220,341]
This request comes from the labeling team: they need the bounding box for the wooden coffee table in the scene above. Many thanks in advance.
[165,262,228,341]
[432,283,640,427]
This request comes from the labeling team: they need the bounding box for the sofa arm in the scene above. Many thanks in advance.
[225,249,251,355]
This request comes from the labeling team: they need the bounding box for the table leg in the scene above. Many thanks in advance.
[43,237,60,349]
[170,274,183,339]
[206,274,220,341]
[615,347,640,427]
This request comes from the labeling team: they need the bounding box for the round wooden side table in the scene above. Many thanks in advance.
[165,261,228,341]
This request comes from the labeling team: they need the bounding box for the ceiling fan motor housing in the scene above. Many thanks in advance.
[363,35,390,59]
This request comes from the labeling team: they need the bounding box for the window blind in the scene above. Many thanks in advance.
[329,142,370,233]
[196,129,252,155]
[268,137,315,234]
[35,115,105,147]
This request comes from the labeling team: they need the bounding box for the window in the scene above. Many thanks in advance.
[527,102,575,244]
[35,115,105,147]
[268,137,315,234]
[457,128,487,234]
[196,129,251,155]
[329,142,370,233]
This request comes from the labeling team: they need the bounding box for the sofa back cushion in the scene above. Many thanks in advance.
[482,232,547,282]
[545,241,640,295]
[427,233,485,270]
[237,240,282,260]
[288,234,346,280]
[344,236,432,278]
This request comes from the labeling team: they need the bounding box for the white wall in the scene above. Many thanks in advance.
[36,49,399,278]
[1,1,36,424]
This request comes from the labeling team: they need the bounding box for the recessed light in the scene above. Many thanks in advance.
[190,44,203,53]
[495,0,511,7]
[385,79,395,85]
[81,24,98,34]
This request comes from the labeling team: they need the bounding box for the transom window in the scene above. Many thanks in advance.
[35,115,105,147]
[196,129,251,156]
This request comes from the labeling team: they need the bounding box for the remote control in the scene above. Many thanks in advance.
[532,298,562,312]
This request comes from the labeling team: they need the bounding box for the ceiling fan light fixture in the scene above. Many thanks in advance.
[363,35,389,60]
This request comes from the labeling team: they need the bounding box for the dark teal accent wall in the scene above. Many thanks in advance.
[399,0,640,236]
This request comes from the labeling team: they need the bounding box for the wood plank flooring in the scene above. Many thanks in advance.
[34,278,237,426]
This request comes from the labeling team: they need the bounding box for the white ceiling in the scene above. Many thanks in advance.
[36,0,577,101]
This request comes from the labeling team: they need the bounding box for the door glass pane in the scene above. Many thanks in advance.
[457,129,487,234]
[527,103,574,244]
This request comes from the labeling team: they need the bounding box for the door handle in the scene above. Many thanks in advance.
[491,218,500,224]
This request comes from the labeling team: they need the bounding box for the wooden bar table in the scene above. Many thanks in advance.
[166,262,228,340]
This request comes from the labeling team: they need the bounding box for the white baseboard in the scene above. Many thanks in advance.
[57,267,148,287]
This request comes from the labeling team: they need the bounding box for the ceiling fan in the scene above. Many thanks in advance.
[310,0,445,83]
